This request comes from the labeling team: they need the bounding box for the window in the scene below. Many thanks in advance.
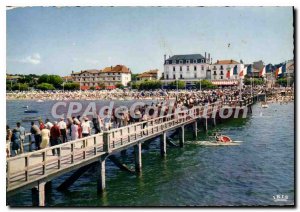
[201,66,204,71]
[220,71,224,75]
[220,76,223,79]
[201,59,204,63]
[180,74,183,79]
[194,66,197,71]
[186,60,190,63]
[179,60,183,64]
[220,65,223,70]
[180,66,182,71]
[193,59,197,63]
[166,74,169,79]
[187,66,189,71]
[166,61,169,64]
[173,66,175,71]
[213,71,217,75]
[173,74,176,79]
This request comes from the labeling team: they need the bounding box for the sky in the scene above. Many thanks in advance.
[6,6,294,76]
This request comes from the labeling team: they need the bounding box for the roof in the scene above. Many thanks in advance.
[102,65,131,74]
[213,60,239,65]
[72,69,101,75]
[167,54,205,61]
[138,69,158,78]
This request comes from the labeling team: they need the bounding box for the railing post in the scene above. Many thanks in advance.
[103,132,110,152]
[83,139,86,159]
[6,161,10,188]
[42,152,46,175]
[25,156,29,181]
[94,137,97,155]
[58,148,61,169]
[71,143,74,163]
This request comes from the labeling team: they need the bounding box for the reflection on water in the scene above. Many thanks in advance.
[6,101,294,206]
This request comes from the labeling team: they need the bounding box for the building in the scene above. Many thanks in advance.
[211,59,245,80]
[137,69,158,81]
[162,53,212,86]
[101,65,131,88]
[71,65,132,89]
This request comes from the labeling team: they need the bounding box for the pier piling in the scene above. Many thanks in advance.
[134,143,142,172]
[160,132,167,156]
[179,125,185,147]
[97,158,106,194]
[32,181,46,206]
[193,121,198,138]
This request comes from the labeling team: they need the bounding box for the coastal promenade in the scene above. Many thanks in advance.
[7,96,257,206]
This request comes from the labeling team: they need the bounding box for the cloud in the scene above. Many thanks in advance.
[20,53,41,65]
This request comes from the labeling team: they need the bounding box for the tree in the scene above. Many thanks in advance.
[36,83,55,91]
[11,83,29,91]
[195,79,217,89]
[244,78,264,85]
[63,82,80,90]
[38,74,63,88]
[138,80,162,90]
[89,86,95,90]
[131,82,140,89]
[276,78,287,86]
[115,83,124,89]
[131,74,139,81]
[169,80,185,89]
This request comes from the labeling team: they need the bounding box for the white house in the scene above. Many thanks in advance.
[162,53,212,84]
[211,60,245,80]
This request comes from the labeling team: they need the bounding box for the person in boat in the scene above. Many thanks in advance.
[215,133,232,143]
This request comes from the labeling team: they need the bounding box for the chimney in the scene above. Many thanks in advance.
[208,53,210,61]
[164,54,166,61]
[111,66,113,70]
[72,70,74,74]
[211,58,212,64]
[205,52,207,60]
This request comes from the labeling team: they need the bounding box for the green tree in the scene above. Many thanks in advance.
[63,82,80,90]
[169,80,185,89]
[38,74,63,88]
[11,83,29,91]
[195,79,217,89]
[276,78,287,86]
[36,83,55,91]
[139,80,162,90]
[115,82,124,89]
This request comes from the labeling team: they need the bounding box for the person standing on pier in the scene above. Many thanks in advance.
[30,122,41,150]
[81,117,91,137]
[16,122,26,153]
[58,118,68,143]
[11,128,21,156]
[6,125,12,158]
[50,121,61,156]
[71,121,79,141]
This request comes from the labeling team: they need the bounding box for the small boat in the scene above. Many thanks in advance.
[261,103,269,108]
[22,106,29,109]
[24,110,38,113]
[217,135,232,143]
[36,99,44,103]
[22,116,41,122]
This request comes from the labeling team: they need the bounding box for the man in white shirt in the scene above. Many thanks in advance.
[81,117,91,137]
[58,117,68,143]
[45,119,53,129]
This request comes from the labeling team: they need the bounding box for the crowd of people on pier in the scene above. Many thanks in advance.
[6,85,286,157]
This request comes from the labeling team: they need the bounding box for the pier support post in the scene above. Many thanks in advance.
[212,117,216,127]
[134,143,142,172]
[203,117,208,131]
[193,121,198,139]
[32,181,46,206]
[179,125,185,147]
[160,132,167,157]
[97,158,106,194]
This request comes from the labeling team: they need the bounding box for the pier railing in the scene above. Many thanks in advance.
[6,96,256,192]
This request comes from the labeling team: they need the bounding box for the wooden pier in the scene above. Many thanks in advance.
[6,96,257,206]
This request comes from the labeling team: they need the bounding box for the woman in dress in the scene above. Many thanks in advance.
[40,127,50,149]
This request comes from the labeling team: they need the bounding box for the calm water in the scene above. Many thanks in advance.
[6,100,294,206]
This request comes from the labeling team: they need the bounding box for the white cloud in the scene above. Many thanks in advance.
[20,53,41,65]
